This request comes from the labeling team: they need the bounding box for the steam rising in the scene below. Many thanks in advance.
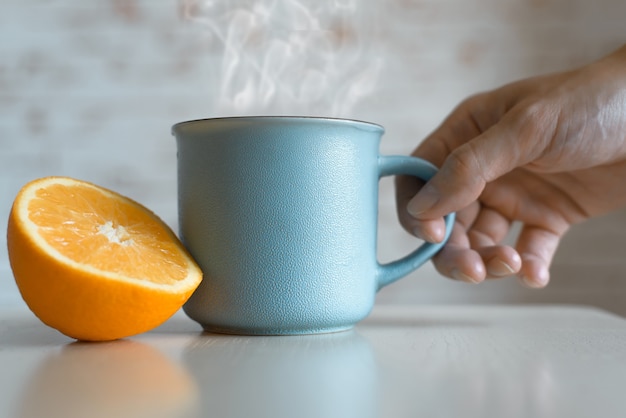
[180,0,382,117]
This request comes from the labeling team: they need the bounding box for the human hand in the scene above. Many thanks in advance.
[396,45,626,288]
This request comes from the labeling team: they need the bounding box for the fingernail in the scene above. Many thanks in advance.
[488,259,516,277]
[520,275,540,288]
[452,269,481,284]
[413,225,443,243]
[520,273,549,289]
[407,184,439,217]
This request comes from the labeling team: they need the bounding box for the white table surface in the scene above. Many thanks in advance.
[1,303,626,418]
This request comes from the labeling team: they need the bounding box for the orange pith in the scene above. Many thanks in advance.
[7,177,203,341]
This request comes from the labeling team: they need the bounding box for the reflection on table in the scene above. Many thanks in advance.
[16,340,198,418]
[184,330,377,418]
[3,305,626,418]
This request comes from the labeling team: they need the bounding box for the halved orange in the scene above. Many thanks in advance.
[7,176,203,341]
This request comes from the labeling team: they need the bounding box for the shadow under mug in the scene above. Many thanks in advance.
[172,116,455,335]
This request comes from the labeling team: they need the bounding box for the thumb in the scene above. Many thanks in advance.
[407,114,545,219]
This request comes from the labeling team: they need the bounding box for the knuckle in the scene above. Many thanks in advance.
[515,99,557,138]
[446,144,485,184]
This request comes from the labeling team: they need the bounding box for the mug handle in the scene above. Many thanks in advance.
[376,155,456,290]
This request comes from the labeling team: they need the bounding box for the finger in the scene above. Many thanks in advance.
[515,225,564,288]
[433,244,486,284]
[395,96,488,232]
[431,203,486,283]
[410,218,447,243]
[467,206,512,248]
[475,245,522,278]
[396,173,465,243]
[407,106,554,220]
[466,207,521,278]
[395,175,436,238]
[433,233,522,281]
[407,199,479,243]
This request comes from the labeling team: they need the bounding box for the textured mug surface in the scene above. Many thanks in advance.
[172,116,454,335]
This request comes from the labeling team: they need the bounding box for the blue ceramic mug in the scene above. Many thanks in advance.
[172,116,455,335]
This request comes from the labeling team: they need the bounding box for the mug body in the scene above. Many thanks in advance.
[174,117,384,334]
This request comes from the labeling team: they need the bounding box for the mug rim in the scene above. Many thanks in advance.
[171,116,384,135]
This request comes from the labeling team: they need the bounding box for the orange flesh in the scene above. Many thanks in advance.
[28,184,188,284]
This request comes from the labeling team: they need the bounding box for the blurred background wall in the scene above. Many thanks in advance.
[2,0,625,314]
